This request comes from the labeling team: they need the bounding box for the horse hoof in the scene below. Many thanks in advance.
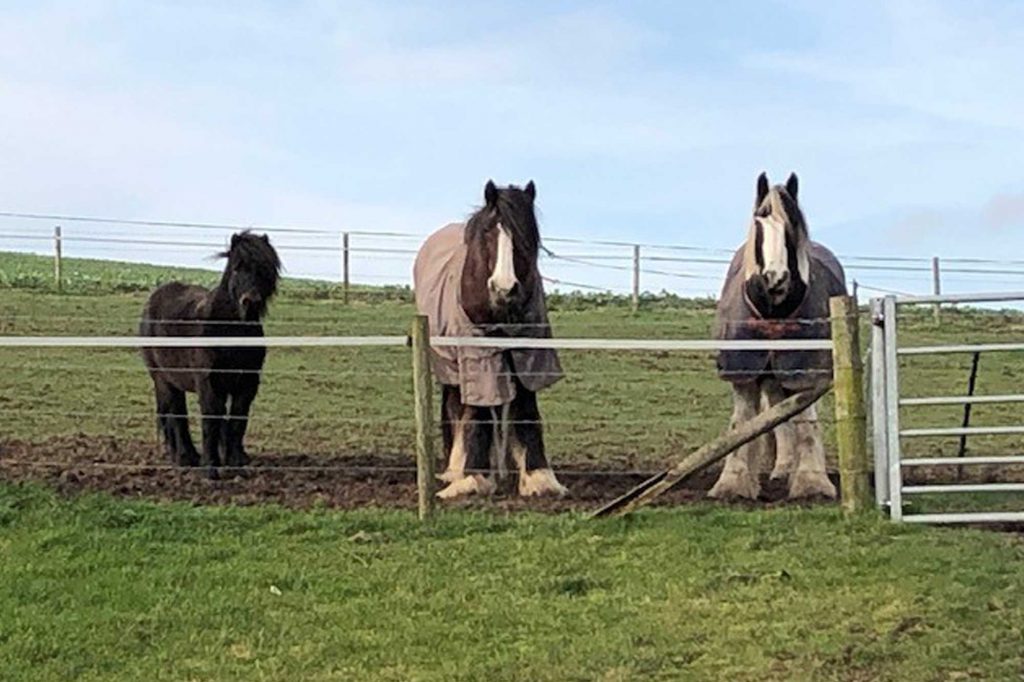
[177,453,200,467]
[708,472,761,500]
[436,474,495,499]
[787,471,836,500]
[436,469,461,483]
[518,468,568,497]
[226,451,251,467]
[205,466,221,481]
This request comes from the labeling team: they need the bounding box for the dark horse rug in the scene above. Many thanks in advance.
[412,222,563,406]
[715,241,847,392]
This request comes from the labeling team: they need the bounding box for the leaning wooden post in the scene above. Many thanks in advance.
[829,295,871,514]
[931,256,941,324]
[410,314,436,520]
[53,225,63,292]
[592,385,829,518]
[342,232,351,304]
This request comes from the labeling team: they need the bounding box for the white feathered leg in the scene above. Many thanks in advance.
[709,383,762,500]
[787,404,837,499]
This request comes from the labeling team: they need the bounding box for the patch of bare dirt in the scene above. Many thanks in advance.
[0,434,837,513]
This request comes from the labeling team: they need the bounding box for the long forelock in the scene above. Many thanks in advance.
[466,189,540,256]
[220,232,282,295]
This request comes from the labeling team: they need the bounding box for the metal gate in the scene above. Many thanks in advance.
[871,292,1024,523]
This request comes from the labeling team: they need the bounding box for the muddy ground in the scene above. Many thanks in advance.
[0,434,843,513]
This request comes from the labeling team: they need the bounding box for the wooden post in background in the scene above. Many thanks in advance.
[342,232,350,304]
[931,256,941,323]
[410,315,436,521]
[631,244,640,312]
[53,225,63,292]
[830,295,871,514]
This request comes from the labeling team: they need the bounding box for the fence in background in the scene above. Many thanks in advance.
[4,211,1024,307]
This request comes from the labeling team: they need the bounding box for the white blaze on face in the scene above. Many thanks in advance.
[487,222,518,297]
[759,214,789,282]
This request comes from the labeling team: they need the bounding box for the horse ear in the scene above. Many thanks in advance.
[261,234,269,244]
[785,172,799,200]
[230,233,240,248]
[484,180,498,207]
[755,172,769,206]
[525,180,536,201]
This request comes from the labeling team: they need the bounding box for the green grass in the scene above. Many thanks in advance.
[3,483,1024,681]
[6,251,1024,679]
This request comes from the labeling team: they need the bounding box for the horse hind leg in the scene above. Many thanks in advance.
[762,381,797,480]
[787,403,837,499]
[709,383,762,500]
[155,380,199,467]
[510,388,567,497]
[436,402,496,499]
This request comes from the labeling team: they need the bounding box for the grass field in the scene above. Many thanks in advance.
[4,483,1024,681]
[4,250,1024,679]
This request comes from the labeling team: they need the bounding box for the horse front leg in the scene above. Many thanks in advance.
[224,384,258,467]
[197,379,226,475]
[709,382,762,500]
[762,380,797,480]
[436,403,495,499]
[510,388,567,497]
[788,403,837,499]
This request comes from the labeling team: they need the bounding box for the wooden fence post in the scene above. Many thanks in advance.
[53,225,63,292]
[830,295,871,514]
[631,244,640,312]
[410,315,436,520]
[342,232,350,304]
[931,256,941,324]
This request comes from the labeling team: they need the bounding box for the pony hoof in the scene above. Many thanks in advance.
[225,451,250,467]
[177,453,200,467]
[436,474,495,499]
[518,468,568,497]
[787,471,836,500]
[708,472,760,500]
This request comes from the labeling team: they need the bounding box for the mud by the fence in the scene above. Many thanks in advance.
[0,434,845,513]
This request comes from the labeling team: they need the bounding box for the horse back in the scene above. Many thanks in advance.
[140,281,265,393]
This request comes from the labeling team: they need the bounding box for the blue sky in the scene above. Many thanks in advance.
[1,1,1023,295]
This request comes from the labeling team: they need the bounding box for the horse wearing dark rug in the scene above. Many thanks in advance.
[414,180,567,499]
[140,231,280,474]
[711,172,846,500]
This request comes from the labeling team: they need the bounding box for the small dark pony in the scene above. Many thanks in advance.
[140,231,280,474]
[414,180,566,498]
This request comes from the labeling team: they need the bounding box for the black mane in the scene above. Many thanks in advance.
[466,185,540,258]
[218,230,281,299]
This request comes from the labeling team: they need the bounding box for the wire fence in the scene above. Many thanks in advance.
[4,210,1024,301]
[0,331,838,487]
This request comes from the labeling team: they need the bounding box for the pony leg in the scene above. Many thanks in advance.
[510,388,567,497]
[152,379,176,461]
[156,381,198,467]
[197,380,226,473]
[709,383,762,500]
[436,404,495,499]
[788,403,837,499]
[224,388,257,467]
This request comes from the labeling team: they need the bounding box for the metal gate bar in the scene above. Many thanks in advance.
[872,291,1024,523]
